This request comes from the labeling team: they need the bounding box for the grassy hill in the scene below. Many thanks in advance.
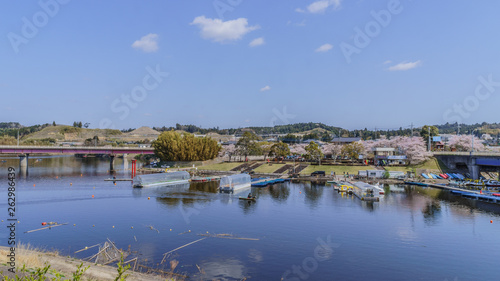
[24,126,122,141]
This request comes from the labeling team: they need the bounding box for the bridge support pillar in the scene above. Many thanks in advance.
[123,154,128,173]
[19,154,28,169]
[19,154,29,177]
[468,164,480,180]
[109,155,115,172]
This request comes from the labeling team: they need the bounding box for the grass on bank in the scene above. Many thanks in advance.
[197,162,241,171]
[299,165,375,175]
[253,163,286,173]
[383,157,446,172]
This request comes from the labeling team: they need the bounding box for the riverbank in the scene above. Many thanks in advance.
[0,246,170,281]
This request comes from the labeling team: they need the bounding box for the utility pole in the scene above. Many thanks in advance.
[457,123,460,135]
[471,129,476,153]
[410,123,414,138]
[427,126,431,152]
[17,129,19,146]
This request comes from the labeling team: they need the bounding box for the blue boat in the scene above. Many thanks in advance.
[405,181,428,187]
[421,173,430,179]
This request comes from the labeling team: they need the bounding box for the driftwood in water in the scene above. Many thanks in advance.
[160,238,207,264]
[198,232,259,241]
[74,243,101,254]
[84,239,129,265]
[24,223,68,234]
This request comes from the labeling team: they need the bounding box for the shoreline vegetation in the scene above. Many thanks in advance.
[0,245,176,281]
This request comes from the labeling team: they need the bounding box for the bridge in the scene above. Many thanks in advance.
[434,152,500,180]
[0,145,155,171]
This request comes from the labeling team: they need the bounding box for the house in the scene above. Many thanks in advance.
[331,137,361,145]
[373,147,407,165]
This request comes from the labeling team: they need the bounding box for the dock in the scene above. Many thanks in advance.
[191,176,221,182]
[351,182,380,202]
[424,182,500,204]
[251,177,287,187]
[104,178,133,182]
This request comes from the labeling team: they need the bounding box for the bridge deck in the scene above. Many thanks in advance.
[0,145,155,155]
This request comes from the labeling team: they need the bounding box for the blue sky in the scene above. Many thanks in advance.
[1,0,500,130]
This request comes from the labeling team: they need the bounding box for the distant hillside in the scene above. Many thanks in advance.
[154,122,341,136]
[24,126,122,141]
[434,122,500,136]
[0,122,22,129]
[127,126,160,137]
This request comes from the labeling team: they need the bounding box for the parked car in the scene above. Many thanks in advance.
[311,171,325,176]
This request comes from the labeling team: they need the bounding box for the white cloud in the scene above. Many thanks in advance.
[297,0,341,14]
[131,33,159,53]
[190,16,259,43]
[260,85,271,92]
[315,43,333,53]
[383,60,392,64]
[249,37,265,47]
[388,60,422,71]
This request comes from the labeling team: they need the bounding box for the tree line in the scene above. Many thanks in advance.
[152,131,221,161]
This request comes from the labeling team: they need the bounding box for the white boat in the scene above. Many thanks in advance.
[373,182,385,195]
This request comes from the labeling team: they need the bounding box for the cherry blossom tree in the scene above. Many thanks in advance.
[321,143,342,162]
[219,144,236,161]
[391,136,431,165]
[289,143,307,156]
[448,135,486,152]
[362,136,431,165]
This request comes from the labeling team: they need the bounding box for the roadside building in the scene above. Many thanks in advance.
[373,147,407,165]
[331,137,361,145]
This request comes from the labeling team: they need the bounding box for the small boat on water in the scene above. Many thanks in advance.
[239,196,256,201]
[373,183,385,195]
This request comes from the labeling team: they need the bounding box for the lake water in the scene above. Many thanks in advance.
[1,156,500,280]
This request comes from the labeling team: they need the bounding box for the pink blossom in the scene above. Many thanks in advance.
[448,135,486,152]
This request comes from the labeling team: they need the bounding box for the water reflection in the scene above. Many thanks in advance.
[266,184,290,203]
[0,155,131,179]
[238,198,257,215]
[422,201,442,224]
[198,257,246,280]
[303,182,323,208]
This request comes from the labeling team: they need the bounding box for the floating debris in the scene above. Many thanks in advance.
[161,238,207,264]
[25,223,68,234]
[147,225,160,233]
[198,232,259,241]
[85,239,129,265]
